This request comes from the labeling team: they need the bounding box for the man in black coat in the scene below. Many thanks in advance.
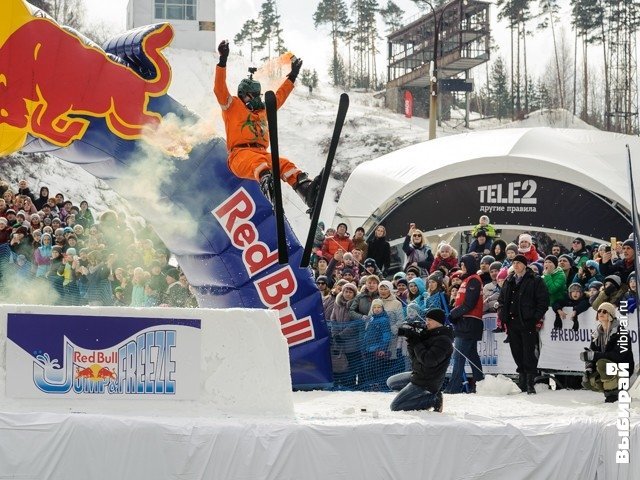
[498,255,550,394]
[387,309,454,412]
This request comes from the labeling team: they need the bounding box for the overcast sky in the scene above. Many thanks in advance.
[82,1,561,85]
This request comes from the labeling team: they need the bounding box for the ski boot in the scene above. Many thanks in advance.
[293,171,322,211]
[259,170,275,204]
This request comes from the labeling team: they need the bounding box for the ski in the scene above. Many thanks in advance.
[265,90,288,265]
[301,93,349,268]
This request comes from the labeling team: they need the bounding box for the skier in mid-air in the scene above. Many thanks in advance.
[214,40,320,207]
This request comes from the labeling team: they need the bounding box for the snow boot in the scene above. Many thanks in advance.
[604,390,618,403]
[293,171,322,209]
[433,391,444,413]
[526,374,536,395]
[259,170,274,204]
[517,373,527,393]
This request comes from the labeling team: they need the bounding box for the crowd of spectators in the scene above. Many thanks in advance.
[312,216,637,394]
[0,178,196,308]
[2,180,636,398]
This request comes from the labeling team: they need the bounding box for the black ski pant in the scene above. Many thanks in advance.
[507,321,539,375]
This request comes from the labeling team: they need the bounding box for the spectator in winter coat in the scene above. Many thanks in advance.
[600,239,636,284]
[352,227,368,259]
[403,223,433,277]
[395,278,409,306]
[569,237,590,268]
[478,255,495,285]
[407,277,427,314]
[367,225,391,275]
[501,243,518,269]
[33,186,50,211]
[430,243,458,274]
[542,255,567,307]
[490,239,507,263]
[378,280,404,361]
[580,302,635,403]
[467,229,492,257]
[321,223,354,260]
[558,254,578,289]
[33,233,52,277]
[315,275,332,297]
[572,259,604,289]
[362,298,393,385]
[592,274,627,310]
[497,254,550,394]
[423,272,450,316]
[622,271,637,313]
[349,275,380,321]
[362,257,383,279]
[471,215,497,239]
[444,254,485,394]
[387,308,453,412]
[483,262,503,313]
[517,233,541,264]
[553,283,590,330]
[330,282,361,387]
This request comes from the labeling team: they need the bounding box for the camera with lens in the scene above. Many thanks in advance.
[397,320,426,339]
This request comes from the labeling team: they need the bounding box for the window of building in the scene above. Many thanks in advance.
[155,0,197,21]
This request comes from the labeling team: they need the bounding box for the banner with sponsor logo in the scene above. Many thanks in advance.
[381,173,632,240]
[6,313,201,399]
[539,308,638,371]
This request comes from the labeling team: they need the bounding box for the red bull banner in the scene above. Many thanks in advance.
[404,90,413,118]
[0,0,333,388]
[5,312,202,399]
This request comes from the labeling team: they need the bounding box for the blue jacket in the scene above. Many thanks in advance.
[363,310,392,353]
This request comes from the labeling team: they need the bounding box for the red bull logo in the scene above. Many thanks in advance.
[0,1,173,154]
[213,188,316,347]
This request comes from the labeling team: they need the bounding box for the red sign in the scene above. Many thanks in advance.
[404,90,413,118]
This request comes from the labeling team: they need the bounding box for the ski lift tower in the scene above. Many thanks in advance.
[385,0,490,138]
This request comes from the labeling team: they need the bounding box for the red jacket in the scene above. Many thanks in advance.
[321,234,354,260]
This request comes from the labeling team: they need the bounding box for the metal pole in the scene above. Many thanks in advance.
[428,5,439,140]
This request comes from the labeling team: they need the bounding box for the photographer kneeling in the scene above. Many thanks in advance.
[387,309,453,412]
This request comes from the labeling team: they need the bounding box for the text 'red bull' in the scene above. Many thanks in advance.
[0,18,173,150]
[213,188,315,347]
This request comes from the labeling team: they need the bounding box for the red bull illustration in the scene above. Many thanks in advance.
[1,0,333,388]
[0,5,172,153]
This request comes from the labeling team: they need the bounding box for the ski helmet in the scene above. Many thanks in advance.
[238,67,263,110]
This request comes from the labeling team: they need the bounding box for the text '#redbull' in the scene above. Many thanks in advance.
[5,314,201,399]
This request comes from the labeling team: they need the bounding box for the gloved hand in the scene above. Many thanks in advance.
[553,316,563,330]
[628,296,637,313]
[217,40,229,67]
[579,348,594,362]
[287,57,303,83]
[404,328,420,343]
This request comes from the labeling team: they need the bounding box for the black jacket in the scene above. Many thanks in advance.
[367,236,391,274]
[408,325,454,393]
[585,320,635,374]
[498,268,550,328]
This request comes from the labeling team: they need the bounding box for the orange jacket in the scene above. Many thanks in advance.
[214,66,294,152]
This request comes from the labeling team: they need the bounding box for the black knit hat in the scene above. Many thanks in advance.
[544,255,558,268]
[513,254,528,265]
[426,308,446,324]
